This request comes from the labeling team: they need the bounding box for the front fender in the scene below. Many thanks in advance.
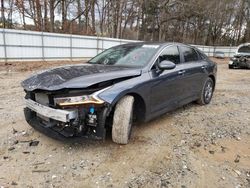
[98,72,151,113]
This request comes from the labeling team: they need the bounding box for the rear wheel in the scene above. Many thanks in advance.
[112,96,134,144]
[197,77,214,105]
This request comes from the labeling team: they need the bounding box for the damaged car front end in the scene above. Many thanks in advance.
[229,43,250,69]
[21,63,143,140]
[24,88,111,140]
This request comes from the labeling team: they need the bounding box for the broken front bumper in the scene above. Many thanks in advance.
[24,99,108,140]
[25,99,77,122]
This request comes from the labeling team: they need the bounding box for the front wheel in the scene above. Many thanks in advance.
[197,77,214,105]
[112,96,134,144]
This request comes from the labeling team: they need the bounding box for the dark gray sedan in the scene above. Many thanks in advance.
[22,42,217,144]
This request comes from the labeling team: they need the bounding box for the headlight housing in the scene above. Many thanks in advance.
[54,87,110,107]
[54,95,104,107]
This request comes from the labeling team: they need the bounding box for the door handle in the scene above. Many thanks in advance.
[201,65,207,69]
[178,70,186,75]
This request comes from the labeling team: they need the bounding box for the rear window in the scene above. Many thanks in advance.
[180,46,199,62]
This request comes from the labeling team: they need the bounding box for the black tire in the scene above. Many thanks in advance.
[228,64,235,69]
[112,96,134,144]
[197,77,214,105]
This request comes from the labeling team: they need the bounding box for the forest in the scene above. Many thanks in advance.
[1,0,249,46]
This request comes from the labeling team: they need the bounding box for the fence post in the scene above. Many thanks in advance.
[102,37,104,52]
[2,29,7,62]
[229,44,232,58]
[70,34,73,60]
[96,36,99,55]
[41,32,45,61]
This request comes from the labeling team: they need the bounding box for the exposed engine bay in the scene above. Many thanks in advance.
[24,88,112,140]
[229,54,250,69]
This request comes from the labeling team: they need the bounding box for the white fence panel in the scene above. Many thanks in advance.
[102,40,120,49]
[0,28,238,61]
[0,32,4,45]
[0,46,5,57]
[44,48,70,58]
[7,46,42,58]
[6,32,42,46]
[72,49,97,58]
[44,35,70,47]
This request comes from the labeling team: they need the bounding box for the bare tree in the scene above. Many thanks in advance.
[1,0,5,28]
[1,0,248,45]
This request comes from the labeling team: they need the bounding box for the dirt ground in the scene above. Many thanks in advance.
[0,58,249,188]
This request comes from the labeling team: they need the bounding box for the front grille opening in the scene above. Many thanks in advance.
[35,93,49,106]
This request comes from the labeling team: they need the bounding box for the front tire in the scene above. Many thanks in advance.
[112,96,134,144]
[197,77,214,105]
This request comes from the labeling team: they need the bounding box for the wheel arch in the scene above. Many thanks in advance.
[209,74,216,86]
[110,92,147,122]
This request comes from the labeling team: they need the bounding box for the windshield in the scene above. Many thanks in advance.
[88,44,159,67]
[238,45,250,53]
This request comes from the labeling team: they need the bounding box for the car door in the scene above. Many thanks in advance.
[149,45,187,115]
[178,45,208,105]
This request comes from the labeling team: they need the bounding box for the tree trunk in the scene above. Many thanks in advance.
[77,0,82,33]
[1,0,5,28]
[61,0,67,32]
[237,0,245,43]
[44,0,48,31]
[21,0,26,29]
[35,0,42,31]
[49,0,55,32]
[84,0,90,34]
[91,0,96,34]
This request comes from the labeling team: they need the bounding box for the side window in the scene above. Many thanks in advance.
[181,46,199,62]
[158,46,180,64]
[197,50,208,60]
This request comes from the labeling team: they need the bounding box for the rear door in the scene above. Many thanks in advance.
[178,45,208,104]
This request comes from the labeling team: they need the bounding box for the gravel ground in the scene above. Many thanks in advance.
[0,58,249,188]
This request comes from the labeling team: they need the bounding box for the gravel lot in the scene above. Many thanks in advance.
[0,58,249,188]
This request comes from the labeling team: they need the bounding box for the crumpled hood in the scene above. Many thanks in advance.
[21,64,142,91]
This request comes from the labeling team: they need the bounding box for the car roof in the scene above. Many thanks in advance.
[115,41,185,48]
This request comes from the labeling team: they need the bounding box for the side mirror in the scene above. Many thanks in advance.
[158,60,176,70]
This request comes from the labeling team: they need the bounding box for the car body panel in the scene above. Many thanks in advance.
[149,65,186,113]
[21,64,142,91]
